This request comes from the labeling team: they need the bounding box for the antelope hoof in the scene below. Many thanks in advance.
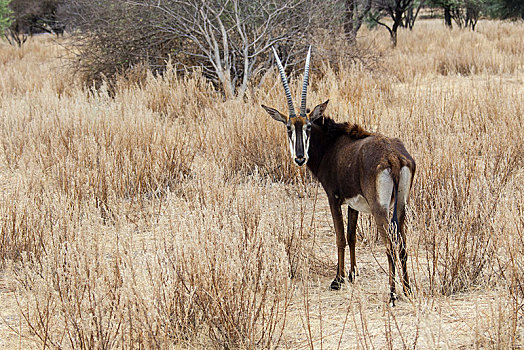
[330,276,345,290]
[347,273,354,283]
[348,268,358,283]
[403,284,412,297]
[389,292,397,307]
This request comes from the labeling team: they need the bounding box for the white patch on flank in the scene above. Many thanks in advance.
[376,168,394,211]
[345,194,371,214]
[398,166,412,207]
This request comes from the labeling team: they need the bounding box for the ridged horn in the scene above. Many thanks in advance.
[272,46,296,118]
[300,46,312,118]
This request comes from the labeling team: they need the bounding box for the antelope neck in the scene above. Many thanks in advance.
[305,123,336,176]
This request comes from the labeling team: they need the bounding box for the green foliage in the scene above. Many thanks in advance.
[486,0,524,19]
[429,0,524,19]
[428,0,480,10]
[365,10,381,29]
[0,0,12,35]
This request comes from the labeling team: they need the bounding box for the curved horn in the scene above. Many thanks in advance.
[300,46,312,118]
[272,46,296,118]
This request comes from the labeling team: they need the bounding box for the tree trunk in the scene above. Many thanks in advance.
[344,0,356,44]
[444,5,452,28]
[390,7,403,47]
[217,67,234,100]
[391,29,397,47]
[408,0,427,30]
[238,46,250,98]
[404,7,413,28]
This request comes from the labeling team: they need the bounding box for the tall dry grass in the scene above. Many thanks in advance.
[0,20,523,348]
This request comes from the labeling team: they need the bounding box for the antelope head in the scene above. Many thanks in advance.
[262,46,328,166]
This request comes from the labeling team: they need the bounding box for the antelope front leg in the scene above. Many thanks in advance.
[329,198,346,290]
[347,207,359,282]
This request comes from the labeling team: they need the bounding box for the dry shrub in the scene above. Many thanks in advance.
[0,183,63,264]
[407,77,523,296]
[1,45,320,346]
[416,145,521,295]
[0,83,194,216]
[13,167,304,348]
[1,20,524,348]
[360,19,524,81]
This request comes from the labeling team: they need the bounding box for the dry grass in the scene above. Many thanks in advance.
[0,19,523,349]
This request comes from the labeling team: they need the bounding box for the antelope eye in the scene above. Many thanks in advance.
[306,124,312,131]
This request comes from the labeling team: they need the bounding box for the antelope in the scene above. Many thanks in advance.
[262,47,416,306]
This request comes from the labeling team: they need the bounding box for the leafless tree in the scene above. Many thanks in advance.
[129,0,315,98]
[451,0,481,29]
[371,0,414,46]
[464,0,481,30]
[62,0,380,96]
[429,0,482,29]
[8,0,63,35]
[403,0,428,30]
[63,0,315,98]
[308,0,372,45]
[343,0,373,43]
[60,0,160,84]
[5,27,27,46]
[4,0,62,46]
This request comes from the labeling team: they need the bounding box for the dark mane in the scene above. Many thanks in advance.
[315,115,372,140]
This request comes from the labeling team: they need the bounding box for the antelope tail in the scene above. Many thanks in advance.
[389,157,401,242]
[391,177,400,241]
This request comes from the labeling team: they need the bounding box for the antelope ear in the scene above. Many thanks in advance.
[309,100,329,122]
[261,105,288,124]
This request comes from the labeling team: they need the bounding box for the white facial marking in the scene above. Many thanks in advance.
[288,125,296,159]
[303,127,310,162]
[345,195,371,214]
[376,168,394,211]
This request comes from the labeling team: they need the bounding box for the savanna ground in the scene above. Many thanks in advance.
[0,19,523,349]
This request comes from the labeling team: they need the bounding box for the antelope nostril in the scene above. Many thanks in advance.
[295,158,306,166]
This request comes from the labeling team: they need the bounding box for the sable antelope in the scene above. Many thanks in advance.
[262,47,416,305]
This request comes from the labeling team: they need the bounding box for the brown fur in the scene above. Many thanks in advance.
[315,116,372,140]
[306,117,414,201]
[263,100,416,305]
[306,111,415,305]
